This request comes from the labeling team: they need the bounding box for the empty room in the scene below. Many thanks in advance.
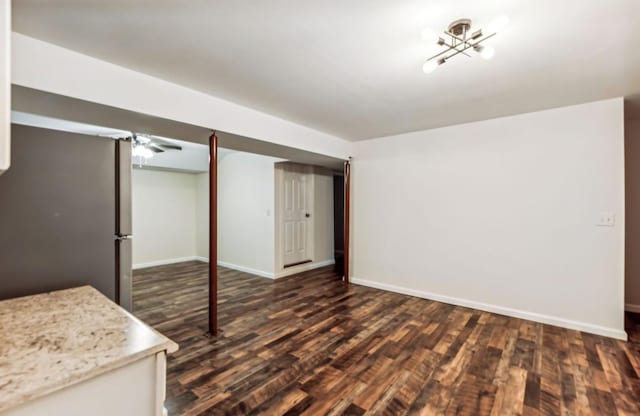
[0,1,639,415]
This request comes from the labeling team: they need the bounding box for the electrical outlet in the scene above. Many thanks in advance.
[597,212,615,227]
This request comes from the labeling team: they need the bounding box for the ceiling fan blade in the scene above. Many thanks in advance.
[156,143,183,151]
[148,143,165,153]
[151,138,182,151]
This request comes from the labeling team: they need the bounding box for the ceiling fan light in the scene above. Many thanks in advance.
[132,144,154,159]
[132,145,144,157]
[487,15,509,34]
[422,59,439,74]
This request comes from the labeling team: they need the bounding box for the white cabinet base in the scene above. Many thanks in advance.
[4,352,168,416]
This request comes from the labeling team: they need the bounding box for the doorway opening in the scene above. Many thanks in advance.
[274,162,336,277]
[10,86,350,337]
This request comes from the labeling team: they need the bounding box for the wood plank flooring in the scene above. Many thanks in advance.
[133,261,640,415]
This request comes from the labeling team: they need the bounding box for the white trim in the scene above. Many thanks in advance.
[192,257,334,279]
[351,277,628,341]
[216,261,275,279]
[626,303,640,313]
[274,259,335,279]
[195,257,274,279]
[132,256,201,270]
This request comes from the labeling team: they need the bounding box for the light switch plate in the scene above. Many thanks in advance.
[597,212,615,227]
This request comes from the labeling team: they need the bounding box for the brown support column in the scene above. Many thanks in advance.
[343,159,351,284]
[209,132,218,335]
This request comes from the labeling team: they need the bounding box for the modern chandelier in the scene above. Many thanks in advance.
[422,15,509,74]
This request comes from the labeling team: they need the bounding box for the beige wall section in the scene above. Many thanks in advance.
[274,163,335,278]
[626,119,640,311]
[196,152,283,277]
[195,172,209,259]
[132,168,198,267]
[312,168,335,264]
[352,98,626,339]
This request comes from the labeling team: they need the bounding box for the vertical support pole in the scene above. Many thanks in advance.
[343,159,351,284]
[209,132,218,335]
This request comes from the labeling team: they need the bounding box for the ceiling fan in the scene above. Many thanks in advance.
[131,133,182,165]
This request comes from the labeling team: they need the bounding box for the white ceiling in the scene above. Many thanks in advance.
[12,0,640,140]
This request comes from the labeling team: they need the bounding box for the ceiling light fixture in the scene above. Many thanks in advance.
[132,142,154,164]
[422,16,508,74]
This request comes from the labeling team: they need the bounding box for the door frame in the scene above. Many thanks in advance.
[274,162,315,273]
[343,159,350,284]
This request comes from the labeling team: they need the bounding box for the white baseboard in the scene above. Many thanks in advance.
[216,261,275,279]
[132,256,201,270]
[274,259,335,279]
[626,303,640,313]
[194,257,275,279]
[351,277,627,341]
[198,257,335,280]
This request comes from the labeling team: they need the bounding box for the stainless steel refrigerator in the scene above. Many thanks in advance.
[0,124,133,309]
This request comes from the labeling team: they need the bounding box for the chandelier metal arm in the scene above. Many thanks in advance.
[427,40,471,62]
[425,32,496,63]
[446,30,478,49]
[442,40,472,57]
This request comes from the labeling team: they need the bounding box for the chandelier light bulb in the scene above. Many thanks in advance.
[480,45,495,60]
[422,60,439,74]
[421,28,439,44]
[487,15,509,34]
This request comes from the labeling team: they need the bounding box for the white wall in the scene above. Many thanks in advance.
[132,168,197,268]
[197,152,283,277]
[195,172,209,260]
[352,98,626,339]
[626,119,640,312]
[312,168,335,266]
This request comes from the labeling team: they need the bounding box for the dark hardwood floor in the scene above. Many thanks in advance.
[133,261,640,415]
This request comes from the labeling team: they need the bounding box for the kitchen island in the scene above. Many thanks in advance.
[0,286,178,416]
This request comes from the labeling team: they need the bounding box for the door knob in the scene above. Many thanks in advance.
[305,213,311,218]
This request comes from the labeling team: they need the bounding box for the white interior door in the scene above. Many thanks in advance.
[282,165,312,267]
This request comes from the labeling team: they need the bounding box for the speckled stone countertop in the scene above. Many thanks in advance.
[0,286,178,412]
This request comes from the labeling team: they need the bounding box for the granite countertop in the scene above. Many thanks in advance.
[0,286,178,412]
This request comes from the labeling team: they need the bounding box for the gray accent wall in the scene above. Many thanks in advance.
[0,124,116,300]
